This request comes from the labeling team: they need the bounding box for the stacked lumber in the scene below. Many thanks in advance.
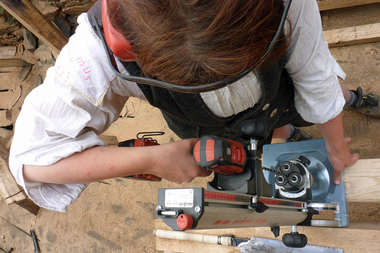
[318,0,380,47]
[0,0,69,57]
[0,7,22,46]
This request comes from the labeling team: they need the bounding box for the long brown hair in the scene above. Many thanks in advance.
[108,0,289,86]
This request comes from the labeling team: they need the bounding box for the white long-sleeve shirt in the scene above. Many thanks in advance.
[9,0,346,211]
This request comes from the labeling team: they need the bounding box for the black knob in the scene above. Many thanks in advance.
[282,232,308,248]
[298,155,311,166]
[237,120,270,140]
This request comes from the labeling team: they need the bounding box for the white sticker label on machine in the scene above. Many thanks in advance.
[165,189,194,208]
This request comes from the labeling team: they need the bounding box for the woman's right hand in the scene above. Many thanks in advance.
[148,139,212,184]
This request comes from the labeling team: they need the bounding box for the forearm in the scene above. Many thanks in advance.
[23,146,156,184]
[317,113,345,152]
[23,139,212,185]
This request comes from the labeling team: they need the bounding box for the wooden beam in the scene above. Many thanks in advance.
[317,0,380,11]
[0,0,68,56]
[344,158,380,202]
[0,59,31,67]
[155,219,380,253]
[324,22,380,48]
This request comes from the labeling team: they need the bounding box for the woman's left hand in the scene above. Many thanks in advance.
[326,137,359,185]
[317,113,359,185]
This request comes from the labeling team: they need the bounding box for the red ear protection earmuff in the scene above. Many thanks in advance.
[102,0,136,62]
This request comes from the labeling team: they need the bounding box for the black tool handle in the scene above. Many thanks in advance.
[237,120,270,141]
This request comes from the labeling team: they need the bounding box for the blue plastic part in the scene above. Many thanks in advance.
[263,139,349,227]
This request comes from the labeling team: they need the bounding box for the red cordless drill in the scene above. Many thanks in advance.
[118,132,164,181]
[193,135,247,175]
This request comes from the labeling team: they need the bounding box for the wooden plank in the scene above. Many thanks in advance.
[155,219,380,253]
[324,22,380,48]
[344,158,380,202]
[0,59,31,67]
[317,0,380,11]
[0,46,17,59]
[0,0,68,56]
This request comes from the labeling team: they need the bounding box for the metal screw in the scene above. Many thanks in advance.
[156,205,163,210]
[195,206,201,213]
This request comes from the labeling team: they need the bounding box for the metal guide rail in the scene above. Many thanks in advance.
[157,189,309,230]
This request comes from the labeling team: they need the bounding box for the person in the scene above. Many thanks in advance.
[8,0,377,212]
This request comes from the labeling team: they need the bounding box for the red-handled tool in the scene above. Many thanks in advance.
[118,132,164,181]
[193,135,247,175]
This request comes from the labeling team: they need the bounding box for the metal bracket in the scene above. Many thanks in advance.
[263,139,349,227]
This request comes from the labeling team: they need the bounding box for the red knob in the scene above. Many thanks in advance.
[177,214,193,230]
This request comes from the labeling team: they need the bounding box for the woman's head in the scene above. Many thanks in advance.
[108,0,287,86]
